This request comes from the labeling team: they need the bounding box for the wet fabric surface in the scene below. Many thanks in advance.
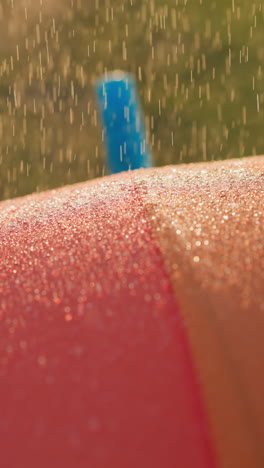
[0,155,263,468]
[0,171,215,468]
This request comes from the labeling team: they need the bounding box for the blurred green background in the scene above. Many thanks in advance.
[0,0,264,200]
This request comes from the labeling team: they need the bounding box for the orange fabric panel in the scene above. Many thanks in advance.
[134,156,264,468]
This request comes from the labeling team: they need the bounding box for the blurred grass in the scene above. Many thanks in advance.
[0,0,264,199]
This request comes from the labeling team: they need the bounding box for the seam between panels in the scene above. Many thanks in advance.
[130,171,219,468]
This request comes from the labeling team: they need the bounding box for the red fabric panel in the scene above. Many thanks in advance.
[0,174,216,468]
